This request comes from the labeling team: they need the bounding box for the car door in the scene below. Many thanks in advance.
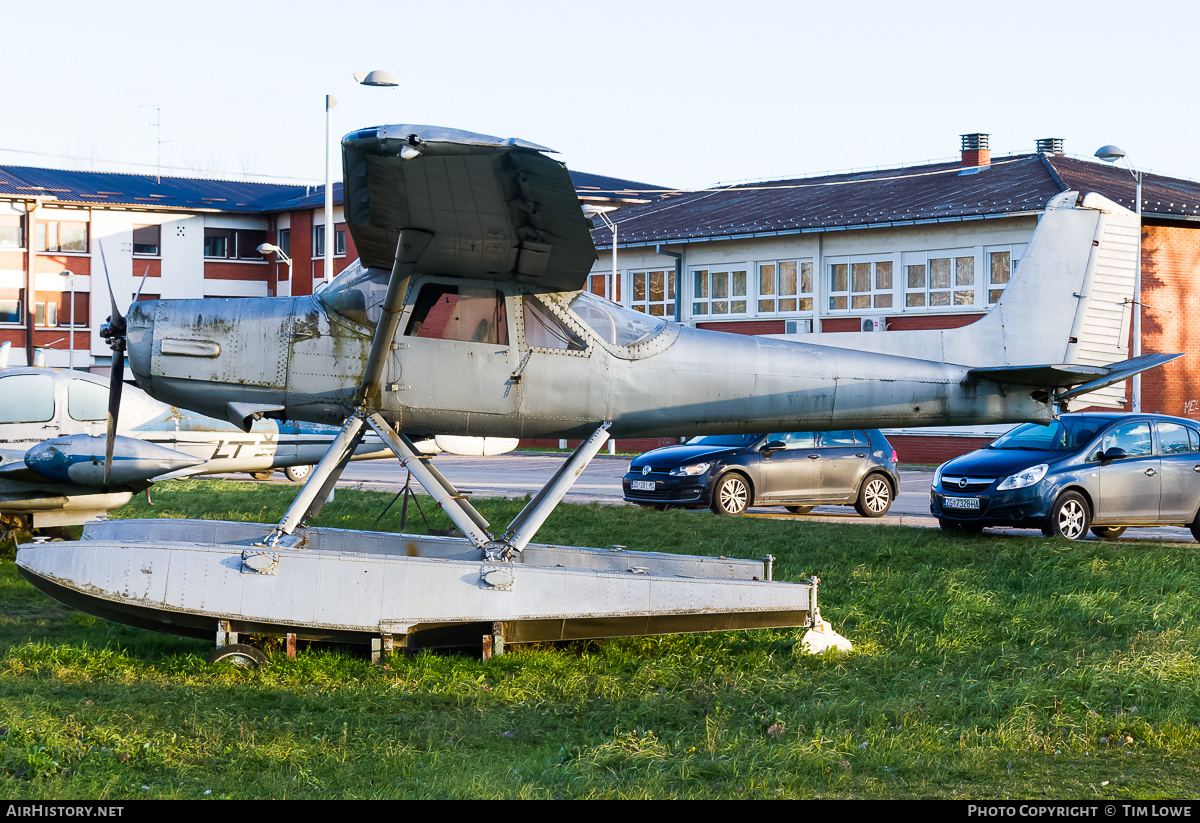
[816,430,872,501]
[1154,420,1200,523]
[758,432,821,502]
[1095,420,1160,523]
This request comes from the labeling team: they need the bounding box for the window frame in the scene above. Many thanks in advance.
[132,224,161,257]
[690,265,749,318]
[757,259,814,314]
[827,256,895,312]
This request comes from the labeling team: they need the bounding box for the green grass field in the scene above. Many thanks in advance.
[2,479,1198,799]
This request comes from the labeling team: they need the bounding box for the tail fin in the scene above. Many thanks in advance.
[777,191,1142,407]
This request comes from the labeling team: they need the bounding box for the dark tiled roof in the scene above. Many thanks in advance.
[592,156,1062,248]
[0,166,308,212]
[1046,156,1200,220]
[592,154,1200,248]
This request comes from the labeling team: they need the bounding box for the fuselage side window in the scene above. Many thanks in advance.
[0,374,54,423]
[68,379,108,421]
[405,284,508,345]
[524,296,586,351]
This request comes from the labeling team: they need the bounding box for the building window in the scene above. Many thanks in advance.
[314,225,346,257]
[758,260,813,313]
[204,228,267,259]
[36,220,88,253]
[133,224,161,256]
[34,301,57,327]
[204,228,232,258]
[277,228,290,256]
[588,272,619,301]
[691,266,748,316]
[630,269,674,316]
[903,251,975,308]
[828,259,893,311]
[0,213,23,248]
[985,247,1024,304]
[0,289,21,324]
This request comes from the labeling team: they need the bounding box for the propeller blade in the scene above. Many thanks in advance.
[95,241,129,487]
[104,348,125,486]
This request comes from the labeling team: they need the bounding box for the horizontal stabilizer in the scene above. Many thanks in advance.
[1058,352,1184,401]
[970,352,1182,395]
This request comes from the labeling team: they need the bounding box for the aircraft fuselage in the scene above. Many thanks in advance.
[126,274,1052,441]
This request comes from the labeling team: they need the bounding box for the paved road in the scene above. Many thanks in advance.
[218,451,1196,544]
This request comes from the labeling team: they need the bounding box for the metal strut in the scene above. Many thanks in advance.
[369,417,612,561]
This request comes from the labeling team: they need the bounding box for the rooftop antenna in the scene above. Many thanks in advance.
[140,104,182,184]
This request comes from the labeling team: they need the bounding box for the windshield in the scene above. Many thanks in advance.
[989,417,1108,452]
[568,291,665,347]
[686,434,760,447]
[316,259,389,327]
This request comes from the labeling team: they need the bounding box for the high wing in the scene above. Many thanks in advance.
[340,125,598,290]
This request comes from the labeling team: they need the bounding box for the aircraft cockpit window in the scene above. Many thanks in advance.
[568,291,665,347]
[315,260,389,327]
[404,284,508,345]
[68,379,108,421]
[0,374,53,423]
[524,296,586,351]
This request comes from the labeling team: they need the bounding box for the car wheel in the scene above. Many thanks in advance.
[710,473,750,516]
[854,474,893,517]
[284,465,313,483]
[1042,492,1090,540]
[1090,526,1126,539]
[785,505,813,515]
[249,470,274,481]
[1190,514,1200,543]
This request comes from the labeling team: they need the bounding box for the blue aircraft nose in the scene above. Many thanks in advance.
[25,435,204,488]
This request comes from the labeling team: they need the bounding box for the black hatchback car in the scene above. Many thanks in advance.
[622,430,899,516]
[931,412,1200,540]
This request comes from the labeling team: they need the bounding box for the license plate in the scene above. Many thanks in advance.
[943,496,980,510]
[631,480,655,491]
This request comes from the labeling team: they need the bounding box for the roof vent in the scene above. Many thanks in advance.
[1036,137,1064,155]
[960,133,990,167]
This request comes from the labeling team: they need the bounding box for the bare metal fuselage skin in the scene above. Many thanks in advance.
[126,282,1049,441]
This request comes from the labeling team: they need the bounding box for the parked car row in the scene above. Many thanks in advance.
[622,412,1200,542]
[622,429,899,517]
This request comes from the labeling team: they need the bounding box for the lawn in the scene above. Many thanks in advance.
[1,479,1198,799]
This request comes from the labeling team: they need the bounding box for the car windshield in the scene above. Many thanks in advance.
[988,417,1108,452]
[686,434,760,447]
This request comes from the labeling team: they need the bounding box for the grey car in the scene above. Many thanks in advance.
[623,429,899,516]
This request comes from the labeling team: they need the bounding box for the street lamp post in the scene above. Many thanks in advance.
[257,243,293,298]
[1094,145,1144,412]
[58,269,74,370]
[582,206,618,301]
[325,70,397,287]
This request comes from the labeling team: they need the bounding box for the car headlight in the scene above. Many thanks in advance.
[996,463,1048,491]
[933,464,944,489]
[669,462,712,477]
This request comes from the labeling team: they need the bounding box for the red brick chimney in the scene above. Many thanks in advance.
[961,133,990,167]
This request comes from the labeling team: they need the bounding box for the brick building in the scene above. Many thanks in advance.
[582,135,1200,460]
